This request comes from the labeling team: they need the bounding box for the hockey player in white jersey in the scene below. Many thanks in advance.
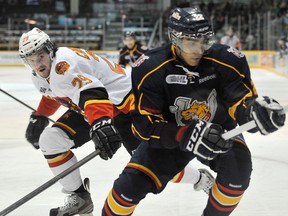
[19,28,215,216]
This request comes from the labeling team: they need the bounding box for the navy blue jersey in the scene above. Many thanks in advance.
[118,42,148,67]
[131,43,257,148]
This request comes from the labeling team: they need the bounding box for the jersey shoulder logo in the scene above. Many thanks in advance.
[171,11,181,20]
[55,61,70,75]
[134,54,149,67]
[227,47,244,58]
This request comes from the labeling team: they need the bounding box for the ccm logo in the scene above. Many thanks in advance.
[92,118,111,130]
[186,120,205,151]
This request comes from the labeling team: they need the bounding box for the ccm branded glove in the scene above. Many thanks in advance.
[25,112,49,149]
[179,119,232,162]
[90,117,122,160]
[250,96,286,135]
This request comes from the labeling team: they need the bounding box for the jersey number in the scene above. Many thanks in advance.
[72,74,92,89]
[70,48,125,75]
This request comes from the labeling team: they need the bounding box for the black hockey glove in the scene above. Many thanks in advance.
[250,96,286,135]
[90,117,122,160]
[25,112,49,149]
[179,119,232,162]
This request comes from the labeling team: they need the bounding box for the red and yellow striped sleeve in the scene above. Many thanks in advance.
[84,99,114,125]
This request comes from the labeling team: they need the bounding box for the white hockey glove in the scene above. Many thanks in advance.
[179,119,232,162]
[90,117,122,160]
[250,96,286,135]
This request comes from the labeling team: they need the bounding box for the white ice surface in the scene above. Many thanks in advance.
[0,67,288,216]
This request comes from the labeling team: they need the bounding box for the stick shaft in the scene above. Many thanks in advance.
[0,150,100,216]
[0,88,55,123]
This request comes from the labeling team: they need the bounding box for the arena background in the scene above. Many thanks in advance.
[0,0,287,75]
[0,1,288,215]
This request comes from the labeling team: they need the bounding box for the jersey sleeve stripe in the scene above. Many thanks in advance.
[84,100,114,124]
[84,99,112,108]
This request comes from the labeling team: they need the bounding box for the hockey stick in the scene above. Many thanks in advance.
[0,103,286,216]
[222,105,288,140]
[0,149,100,216]
[0,88,55,123]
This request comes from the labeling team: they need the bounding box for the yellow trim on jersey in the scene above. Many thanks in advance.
[211,183,243,206]
[84,99,112,109]
[131,124,150,140]
[120,49,129,57]
[171,44,177,56]
[137,93,165,121]
[116,93,135,111]
[131,123,161,140]
[135,92,167,140]
[137,57,176,90]
[228,80,254,119]
[203,56,256,120]
[129,45,137,55]
[228,91,253,120]
[138,93,152,116]
[203,57,245,78]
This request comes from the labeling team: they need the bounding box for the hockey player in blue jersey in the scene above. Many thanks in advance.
[118,31,148,68]
[101,7,286,216]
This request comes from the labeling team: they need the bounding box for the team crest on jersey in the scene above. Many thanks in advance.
[133,54,149,67]
[169,89,217,126]
[55,61,70,75]
[227,47,244,58]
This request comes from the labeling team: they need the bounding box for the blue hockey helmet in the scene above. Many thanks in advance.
[168,7,214,52]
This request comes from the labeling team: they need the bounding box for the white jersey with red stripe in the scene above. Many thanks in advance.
[31,47,132,109]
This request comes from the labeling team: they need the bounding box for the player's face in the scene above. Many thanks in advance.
[177,38,207,66]
[26,50,51,78]
[123,37,136,49]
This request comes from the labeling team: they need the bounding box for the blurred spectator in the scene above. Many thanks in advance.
[118,31,148,68]
[244,34,256,50]
[277,36,288,58]
[220,26,242,50]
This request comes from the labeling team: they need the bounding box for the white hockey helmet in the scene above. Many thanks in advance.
[19,28,55,71]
